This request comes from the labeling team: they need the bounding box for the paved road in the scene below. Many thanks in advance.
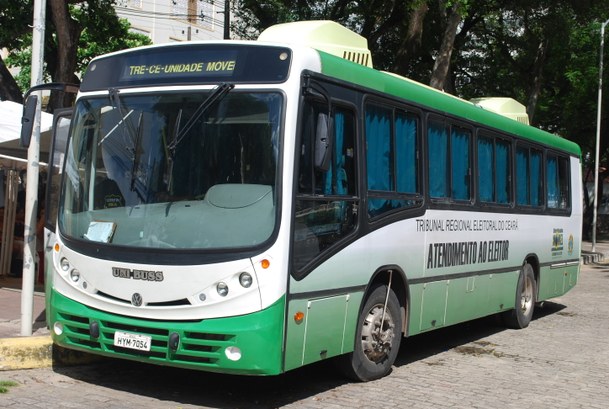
[1,261,608,409]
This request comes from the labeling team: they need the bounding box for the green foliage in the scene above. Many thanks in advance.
[0,380,19,393]
[5,40,35,92]
[77,18,152,74]
[235,0,609,182]
[0,0,33,49]
[1,1,151,95]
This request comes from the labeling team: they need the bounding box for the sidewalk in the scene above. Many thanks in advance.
[2,240,609,371]
[0,276,51,370]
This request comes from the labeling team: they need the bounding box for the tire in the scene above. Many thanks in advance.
[503,262,537,329]
[338,285,402,381]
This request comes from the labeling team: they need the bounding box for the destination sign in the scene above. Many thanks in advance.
[119,51,238,82]
[81,44,292,91]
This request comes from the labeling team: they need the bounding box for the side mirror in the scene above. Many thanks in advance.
[314,112,333,171]
[20,95,38,148]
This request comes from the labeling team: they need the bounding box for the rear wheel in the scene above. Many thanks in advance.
[338,285,402,381]
[503,262,537,329]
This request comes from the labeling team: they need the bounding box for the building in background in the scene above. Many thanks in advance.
[115,0,229,43]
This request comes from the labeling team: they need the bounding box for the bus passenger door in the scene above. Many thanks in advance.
[43,109,72,285]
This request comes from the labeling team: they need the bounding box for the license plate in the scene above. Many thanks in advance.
[113,331,151,352]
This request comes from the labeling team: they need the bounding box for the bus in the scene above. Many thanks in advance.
[33,20,581,381]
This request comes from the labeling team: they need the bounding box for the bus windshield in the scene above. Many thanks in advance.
[59,90,282,250]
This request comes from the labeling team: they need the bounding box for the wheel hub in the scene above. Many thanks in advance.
[361,304,396,363]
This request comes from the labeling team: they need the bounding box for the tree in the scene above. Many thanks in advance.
[429,0,464,91]
[0,0,151,110]
[0,0,33,102]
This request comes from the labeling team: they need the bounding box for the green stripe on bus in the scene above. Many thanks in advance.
[318,51,581,157]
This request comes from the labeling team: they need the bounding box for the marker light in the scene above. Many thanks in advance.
[239,272,253,288]
[54,243,60,252]
[225,346,242,361]
[217,282,229,297]
[261,259,270,269]
[199,293,206,302]
[60,258,70,272]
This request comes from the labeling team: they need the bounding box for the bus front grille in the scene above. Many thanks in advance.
[57,311,235,367]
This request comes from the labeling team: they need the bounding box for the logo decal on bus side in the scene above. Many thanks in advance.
[552,228,564,257]
[112,267,164,282]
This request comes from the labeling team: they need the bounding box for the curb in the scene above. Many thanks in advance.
[0,336,52,371]
[581,251,605,265]
[0,336,104,371]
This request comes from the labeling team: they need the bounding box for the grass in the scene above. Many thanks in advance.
[0,380,19,393]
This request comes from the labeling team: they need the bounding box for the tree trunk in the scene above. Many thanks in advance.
[526,39,549,124]
[0,56,23,103]
[393,1,429,76]
[429,1,462,91]
[48,0,81,111]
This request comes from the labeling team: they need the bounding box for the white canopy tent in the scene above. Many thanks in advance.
[0,100,54,164]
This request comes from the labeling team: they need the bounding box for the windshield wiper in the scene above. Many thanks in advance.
[167,82,234,154]
[108,88,138,148]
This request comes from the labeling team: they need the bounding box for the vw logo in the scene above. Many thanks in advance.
[131,293,143,307]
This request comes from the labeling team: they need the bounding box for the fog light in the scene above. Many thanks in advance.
[239,272,253,288]
[217,282,229,297]
[53,322,64,336]
[60,258,70,272]
[225,346,242,361]
[70,269,81,283]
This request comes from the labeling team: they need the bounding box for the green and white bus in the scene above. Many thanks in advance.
[39,20,581,381]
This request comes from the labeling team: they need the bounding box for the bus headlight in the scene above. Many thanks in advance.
[70,269,81,283]
[217,282,229,297]
[239,272,253,288]
[60,258,70,272]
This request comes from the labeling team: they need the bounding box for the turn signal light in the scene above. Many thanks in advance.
[294,311,305,324]
[261,259,270,269]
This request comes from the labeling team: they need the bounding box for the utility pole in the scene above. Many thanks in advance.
[593,19,609,252]
[22,0,46,336]
[224,0,230,40]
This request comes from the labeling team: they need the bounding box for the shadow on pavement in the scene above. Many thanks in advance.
[50,301,567,408]
[395,300,566,367]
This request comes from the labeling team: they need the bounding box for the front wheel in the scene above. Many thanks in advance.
[338,285,402,381]
[503,262,537,329]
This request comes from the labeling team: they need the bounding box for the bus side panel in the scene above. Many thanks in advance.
[486,271,520,312]
[538,264,579,301]
[444,276,487,326]
[419,281,448,331]
[284,292,363,371]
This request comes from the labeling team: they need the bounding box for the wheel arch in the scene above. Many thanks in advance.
[523,253,540,296]
[364,265,410,336]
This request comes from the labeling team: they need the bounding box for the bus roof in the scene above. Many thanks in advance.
[317,50,581,157]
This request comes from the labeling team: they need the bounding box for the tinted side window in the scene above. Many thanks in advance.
[293,101,358,273]
[547,154,570,209]
[516,145,543,207]
[365,103,421,218]
[428,120,471,202]
[478,135,511,205]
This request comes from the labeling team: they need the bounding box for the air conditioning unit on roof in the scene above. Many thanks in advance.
[258,20,373,68]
